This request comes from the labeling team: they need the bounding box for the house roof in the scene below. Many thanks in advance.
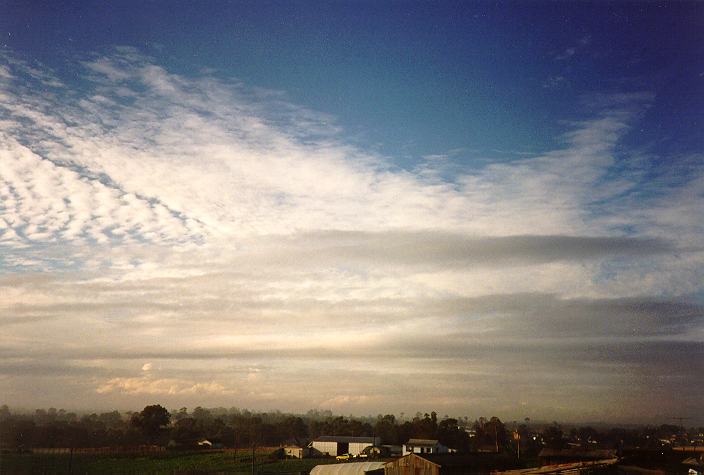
[493,459,618,474]
[283,437,309,447]
[406,439,440,446]
[385,454,440,468]
[313,436,378,444]
[395,453,518,470]
[310,462,386,475]
[538,448,616,459]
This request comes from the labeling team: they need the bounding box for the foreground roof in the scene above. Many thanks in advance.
[311,462,386,475]
[393,453,518,470]
[538,448,616,459]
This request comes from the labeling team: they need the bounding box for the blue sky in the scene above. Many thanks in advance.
[5,2,702,164]
[0,2,703,422]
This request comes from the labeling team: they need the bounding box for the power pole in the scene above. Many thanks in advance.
[234,430,239,465]
[672,417,690,430]
[250,422,256,475]
[672,417,689,433]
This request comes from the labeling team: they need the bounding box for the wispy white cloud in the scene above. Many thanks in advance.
[555,47,576,61]
[554,35,591,61]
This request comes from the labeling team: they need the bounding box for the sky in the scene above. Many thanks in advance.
[0,1,703,424]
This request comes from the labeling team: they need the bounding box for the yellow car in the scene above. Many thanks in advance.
[336,453,353,461]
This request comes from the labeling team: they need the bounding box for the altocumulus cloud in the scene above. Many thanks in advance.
[0,47,703,422]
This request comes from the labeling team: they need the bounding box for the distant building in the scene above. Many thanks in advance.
[284,444,312,458]
[383,444,403,457]
[311,436,381,457]
[403,439,449,455]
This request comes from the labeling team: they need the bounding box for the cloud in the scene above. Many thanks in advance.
[555,47,576,61]
[96,376,230,396]
[554,35,591,61]
[0,47,702,421]
[543,75,566,89]
[261,232,677,269]
[0,49,671,257]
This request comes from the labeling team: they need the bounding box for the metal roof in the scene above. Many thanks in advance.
[314,436,378,444]
[406,439,440,446]
[310,462,386,475]
[538,448,616,459]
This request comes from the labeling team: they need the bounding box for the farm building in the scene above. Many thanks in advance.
[384,453,518,475]
[311,436,381,457]
[311,461,386,475]
[284,444,312,458]
[403,439,449,455]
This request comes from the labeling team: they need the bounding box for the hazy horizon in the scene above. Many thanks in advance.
[3,404,698,429]
[1,2,702,425]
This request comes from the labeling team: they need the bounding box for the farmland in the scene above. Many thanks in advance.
[0,450,338,475]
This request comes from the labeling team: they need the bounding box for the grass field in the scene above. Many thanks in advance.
[0,450,341,474]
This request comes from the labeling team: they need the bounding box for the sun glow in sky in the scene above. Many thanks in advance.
[0,2,703,423]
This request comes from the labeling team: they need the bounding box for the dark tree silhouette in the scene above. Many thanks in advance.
[438,417,470,452]
[131,404,170,442]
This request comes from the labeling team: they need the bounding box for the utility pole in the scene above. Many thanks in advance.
[234,430,238,466]
[250,421,257,475]
[672,417,690,430]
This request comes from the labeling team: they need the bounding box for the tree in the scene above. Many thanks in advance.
[172,407,190,422]
[472,416,507,452]
[410,412,438,439]
[172,417,201,446]
[279,416,308,442]
[0,404,10,421]
[98,410,124,430]
[543,422,564,449]
[374,414,398,444]
[438,418,470,452]
[131,405,170,443]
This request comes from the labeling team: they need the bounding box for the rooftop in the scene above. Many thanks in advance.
[406,439,440,446]
[313,436,378,444]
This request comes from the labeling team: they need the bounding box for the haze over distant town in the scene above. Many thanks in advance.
[0,2,702,424]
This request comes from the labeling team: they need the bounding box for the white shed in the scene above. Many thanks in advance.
[310,436,381,456]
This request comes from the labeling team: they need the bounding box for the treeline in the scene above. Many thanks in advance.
[0,404,700,454]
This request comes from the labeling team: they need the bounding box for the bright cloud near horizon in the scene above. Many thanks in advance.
[1,3,703,424]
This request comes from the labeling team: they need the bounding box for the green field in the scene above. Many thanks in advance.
[0,451,340,475]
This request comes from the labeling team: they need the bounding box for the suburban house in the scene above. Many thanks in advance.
[402,439,449,455]
[310,436,381,457]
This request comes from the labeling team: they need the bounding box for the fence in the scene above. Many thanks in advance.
[31,445,166,455]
